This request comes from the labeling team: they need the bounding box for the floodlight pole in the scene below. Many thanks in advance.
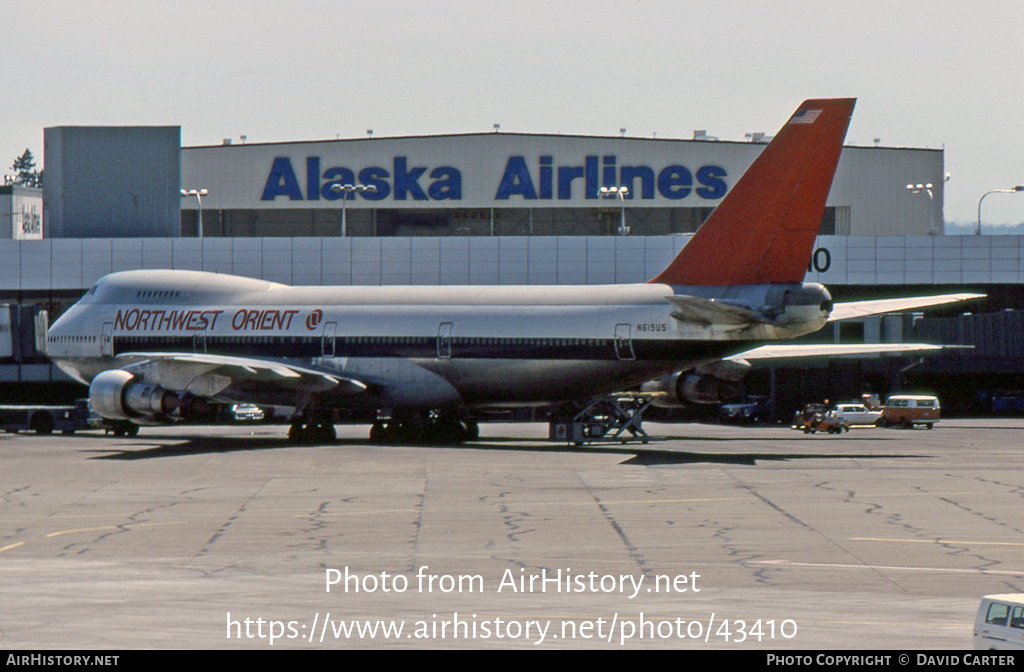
[905,183,936,235]
[977,186,1024,235]
[180,188,209,237]
[599,186,630,235]
[330,183,378,236]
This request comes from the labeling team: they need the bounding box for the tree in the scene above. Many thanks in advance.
[11,149,36,185]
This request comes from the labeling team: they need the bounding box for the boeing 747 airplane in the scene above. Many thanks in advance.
[46,99,981,442]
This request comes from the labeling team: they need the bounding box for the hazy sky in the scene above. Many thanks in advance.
[4,0,1024,225]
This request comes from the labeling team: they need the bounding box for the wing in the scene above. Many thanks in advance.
[116,352,368,400]
[828,293,985,322]
[725,342,949,363]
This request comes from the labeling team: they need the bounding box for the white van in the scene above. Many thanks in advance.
[975,594,1024,649]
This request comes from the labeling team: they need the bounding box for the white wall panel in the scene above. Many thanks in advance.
[555,237,586,262]
[141,238,172,269]
[21,240,51,290]
[498,261,529,285]
[555,261,585,284]
[321,238,352,285]
[112,239,143,273]
[262,238,293,284]
[230,238,263,279]
[410,263,439,285]
[9,235,1024,292]
[171,239,202,271]
[81,239,113,285]
[52,239,83,289]
[351,237,383,285]
[291,238,323,286]
[201,239,233,274]
[0,241,20,287]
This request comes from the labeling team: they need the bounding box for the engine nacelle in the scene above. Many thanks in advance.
[642,371,745,408]
[89,369,179,421]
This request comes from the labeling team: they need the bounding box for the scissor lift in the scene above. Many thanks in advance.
[548,393,654,445]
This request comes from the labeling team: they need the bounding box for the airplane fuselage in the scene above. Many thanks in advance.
[48,269,831,412]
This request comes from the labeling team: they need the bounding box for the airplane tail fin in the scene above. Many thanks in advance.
[650,98,856,286]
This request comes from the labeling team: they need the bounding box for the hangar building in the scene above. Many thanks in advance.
[176,132,945,239]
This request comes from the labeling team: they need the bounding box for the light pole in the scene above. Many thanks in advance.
[330,183,378,236]
[977,186,1024,235]
[905,183,936,235]
[599,185,630,235]
[180,188,208,237]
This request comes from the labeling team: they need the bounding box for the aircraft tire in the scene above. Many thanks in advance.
[289,421,336,444]
[369,422,386,444]
[30,412,54,435]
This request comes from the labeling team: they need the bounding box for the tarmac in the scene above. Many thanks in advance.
[2,419,1023,650]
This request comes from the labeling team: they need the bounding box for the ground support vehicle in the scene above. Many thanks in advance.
[718,396,769,425]
[791,403,828,433]
[0,400,91,435]
[832,402,883,427]
[975,594,1024,649]
[791,403,850,434]
[549,394,653,445]
[808,410,850,434]
[877,394,940,429]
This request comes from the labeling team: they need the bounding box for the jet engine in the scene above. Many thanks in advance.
[642,359,752,408]
[88,369,180,422]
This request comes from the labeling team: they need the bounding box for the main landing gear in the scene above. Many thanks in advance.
[369,410,479,444]
[288,419,337,444]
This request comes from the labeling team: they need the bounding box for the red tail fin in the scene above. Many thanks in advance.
[650,98,855,286]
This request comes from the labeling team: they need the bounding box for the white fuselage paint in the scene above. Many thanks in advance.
[47,270,828,410]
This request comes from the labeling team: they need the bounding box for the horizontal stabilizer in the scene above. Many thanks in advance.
[726,342,949,362]
[666,295,771,327]
[828,293,985,322]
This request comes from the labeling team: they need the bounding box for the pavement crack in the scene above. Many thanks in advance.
[190,479,272,562]
[577,472,651,579]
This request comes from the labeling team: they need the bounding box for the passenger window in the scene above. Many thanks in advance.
[987,603,1010,625]
[1011,606,1024,629]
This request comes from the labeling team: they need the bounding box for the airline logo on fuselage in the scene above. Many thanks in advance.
[260,156,728,203]
[113,308,321,333]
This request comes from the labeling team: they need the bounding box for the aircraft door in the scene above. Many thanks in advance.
[192,328,206,354]
[614,323,635,360]
[101,322,113,356]
[437,322,453,359]
[322,322,337,357]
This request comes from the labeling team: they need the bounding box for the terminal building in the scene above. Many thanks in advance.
[3,125,1021,417]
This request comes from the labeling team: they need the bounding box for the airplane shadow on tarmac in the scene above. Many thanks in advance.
[83,429,921,467]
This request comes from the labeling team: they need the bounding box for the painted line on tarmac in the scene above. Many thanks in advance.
[850,537,1024,547]
[44,521,188,538]
[752,559,1024,576]
[851,492,980,498]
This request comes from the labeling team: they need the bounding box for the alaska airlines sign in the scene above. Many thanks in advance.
[260,156,728,203]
